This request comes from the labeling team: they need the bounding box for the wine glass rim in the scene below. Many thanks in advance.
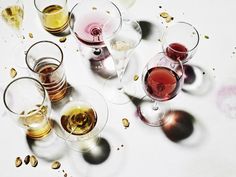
[162,21,200,53]
[3,77,47,116]
[69,0,122,44]
[34,0,68,14]
[25,40,64,75]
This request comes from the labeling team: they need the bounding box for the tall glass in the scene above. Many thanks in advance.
[34,0,69,34]
[3,77,52,139]
[25,41,68,102]
[103,18,142,104]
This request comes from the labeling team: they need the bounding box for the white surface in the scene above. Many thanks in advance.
[1,0,236,177]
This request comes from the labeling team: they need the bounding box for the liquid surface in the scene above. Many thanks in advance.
[61,106,97,135]
[42,5,68,33]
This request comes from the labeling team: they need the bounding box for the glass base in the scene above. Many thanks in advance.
[102,76,137,105]
[137,98,170,127]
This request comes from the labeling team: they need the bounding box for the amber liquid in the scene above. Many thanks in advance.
[1,5,23,29]
[42,5,69,33]
[61,106,97,136]
[19,105,52,139]
[34,59,67,102]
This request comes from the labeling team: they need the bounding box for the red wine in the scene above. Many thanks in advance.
[166,43,188,61]
[144,67,180,100]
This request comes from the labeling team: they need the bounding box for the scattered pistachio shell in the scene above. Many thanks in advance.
[51,161,61,169]
[29,33,33,38]
[10,68,17,78]
[133,74,139,81]
[165,16,174,23]
[30,155,38,167]
[204,35,209,39]
[15,157,22,167]
[160,12,169,18]
[24,155,30,165]
[59,37,67,43]
[122,118,130,128]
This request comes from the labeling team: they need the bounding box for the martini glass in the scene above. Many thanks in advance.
[69,0,122,64]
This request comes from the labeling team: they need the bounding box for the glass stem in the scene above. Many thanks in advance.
[152,101,159,111]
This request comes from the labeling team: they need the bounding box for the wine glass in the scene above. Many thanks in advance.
[69,0,122,63]
[0,0,24,33]
[0,0,27,68]
[138,52,184,127]
[161,22,200,90]
[103,18,142,104]
[53,85,108,152]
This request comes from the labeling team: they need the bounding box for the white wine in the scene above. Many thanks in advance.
[19,105,52,139]
[1,5,23,29]
[42,5,69,33]
[61,105,97,136]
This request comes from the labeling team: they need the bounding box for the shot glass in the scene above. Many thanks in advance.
[25,40,68,102]
[3,77,52,139]
[34,0,69,34]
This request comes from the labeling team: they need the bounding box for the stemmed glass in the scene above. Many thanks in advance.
[162,22,200,89]
[103,18,142,104]
[53,85,108,152]
[138,52,184,126]
[0,0,27,68]
[69,0,122,63]
[0,0,24,36]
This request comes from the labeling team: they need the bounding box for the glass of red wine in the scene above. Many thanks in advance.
[162,21,199,63]
[69,0,122,63]
[162,22,200,89]
[138,52,184,127]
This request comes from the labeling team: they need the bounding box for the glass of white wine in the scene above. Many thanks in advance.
[103,18,142,104]
[53,85,109,152]
[34,0,69,34]
[0,0,24,31]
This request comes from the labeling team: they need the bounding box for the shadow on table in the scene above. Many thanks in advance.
[182,64,213,96]
[161,110,206,147]
[126,94,207,147]
[138,20,163,41]
[68,127,127,177]
[26,120,67,162]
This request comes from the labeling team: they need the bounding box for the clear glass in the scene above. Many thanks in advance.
[34,0,69,34]
[162,21,199,64]
[138,52,184,126]
[3,77,52,139]
[53,85,108,152]
[25,41,68,102]
[103,18,142,104]
[69,0,122,61]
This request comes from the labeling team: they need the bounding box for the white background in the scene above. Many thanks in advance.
[1,0,236,177]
